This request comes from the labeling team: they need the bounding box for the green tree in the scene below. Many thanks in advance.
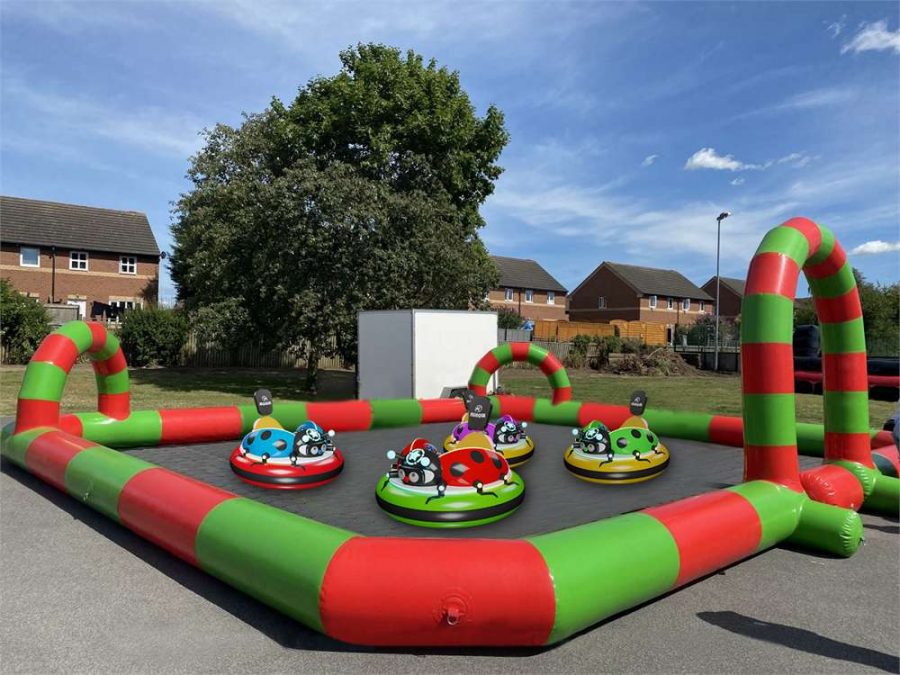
[0,279,50,364]
[171,44,507,392]
[119,307,188,367]
[496,307,523,329]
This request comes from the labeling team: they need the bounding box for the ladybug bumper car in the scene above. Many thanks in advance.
[376,438,525,528]
[443,414,534,467]
[229,420,344,489]
[564,420,669,484]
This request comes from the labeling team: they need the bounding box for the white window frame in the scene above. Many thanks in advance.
[699,300,705,313]
[119,255,137,275]
[19,246,40,267]
[69,251,89,271]
[504,288,514,302]
[547,291,555,305]
[667,297,674,310]
[682,298,690,311]
[648,295,658,309]
[525,289,534,303]
[598,296,607,309]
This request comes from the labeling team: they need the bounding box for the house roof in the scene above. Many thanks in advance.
[491,255,567,293]
[0,196,160,257]
[601,262,713,301]
[703,276,746,297]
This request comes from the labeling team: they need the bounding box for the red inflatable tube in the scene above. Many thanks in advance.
[795,371,899,388]
[800,464,865,511]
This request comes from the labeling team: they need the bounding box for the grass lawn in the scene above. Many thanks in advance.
[1,364,895,427]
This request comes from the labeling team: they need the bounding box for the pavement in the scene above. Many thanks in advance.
[1,422,898,673]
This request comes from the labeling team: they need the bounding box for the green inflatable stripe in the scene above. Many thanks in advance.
[757,226,810,267]
[808,261,856,298]
[787,499,862,557]
[54,321,94,353]
[370,400,423,428]
[823,391,870,434]
[532,400,581,426]
[742,394,797,446]
[642,408,713,441]
[97,369,130,395]
[76,411,162,448]
[92,333,122,361]
[530,513,679,644]
[0,427,53,466]
[830,461,877,497]
[195,498,355,633]
[741,295,794,344]
[18,362,68,401]
[547,368,571,390]
[493,343,513,364]
[527,343,550,366]
[469,366,492,388]
[728,481,804,551]
[64,446,155,521]
[864,475,900,514]
[807,226,835,265]
[821,319,867,354]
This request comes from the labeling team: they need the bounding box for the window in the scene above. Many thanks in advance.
[547,291,555,305]
[525,289,534,303]
[648,295,657,309]
[19,246,39,267]
[699,300,705,313]
[109,299,141,324]
[119,256,137,274]
[666,297,674,310]
[504,288,514,302]
[69,251,89,271]
[598,296,607,309]
[682,298,690,311]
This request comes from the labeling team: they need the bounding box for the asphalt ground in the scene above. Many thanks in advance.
[1,422,898,673]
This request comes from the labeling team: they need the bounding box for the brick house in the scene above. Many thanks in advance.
[702,276,744,319]
[568,262,714,340]
[0,196,161,320]
[487,255,567,321]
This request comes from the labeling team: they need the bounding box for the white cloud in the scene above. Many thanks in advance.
[684,148,761,172]
[849,240,900,255]
[825,16,846,38]
[730,178,745,186]
[842,20,900,55]
[641,154,658,167]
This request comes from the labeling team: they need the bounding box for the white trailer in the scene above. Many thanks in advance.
[357,310,498,400]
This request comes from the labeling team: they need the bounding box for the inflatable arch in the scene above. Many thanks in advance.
[469,342,572,404]
[1,217,898,648]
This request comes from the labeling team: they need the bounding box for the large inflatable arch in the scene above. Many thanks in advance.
[469,342,572,404]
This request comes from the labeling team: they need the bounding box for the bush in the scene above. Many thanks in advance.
[497,307,523,330]
[564,334,592,369]
[119,307,188,367]
[0,279,50,364]
[601,335,623,354]
[191,299,250,351]
[621,338,643,354]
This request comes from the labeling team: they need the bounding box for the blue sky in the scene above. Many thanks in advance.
[2,1,898,301]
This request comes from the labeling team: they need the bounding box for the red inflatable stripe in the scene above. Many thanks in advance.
[320,537,555,646]
[420,398,466,424]
[742,343,794,394]
[15,399,60,433]
[824,432,874,466]
[644,491,762,587]
[118,468,235,565]
[94,349,128,377]
[800,465,865,510]
[160,407,243,444]
[31,334,80,372]
[804,241,847,279]
[782,217,823,256]
[306,401,373,432]
[744,252,800,299]
[59,414,84,437]
[708,415,744,447]
[475,351,500,374]
[98,392,130,420]
[87,322,108,351]
[743,444,803,491]
[577,402,631,429]
[822,353,869,392]
[510,342,530,361]
[24,430,96,492]
[495,395,536,421]
[814,290,862,324]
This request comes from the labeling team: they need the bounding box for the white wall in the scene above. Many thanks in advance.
[358,311,413,399]
[412,310,497,399]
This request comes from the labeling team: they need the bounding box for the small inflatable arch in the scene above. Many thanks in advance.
[741,217,875,496]
[469,342,572,405]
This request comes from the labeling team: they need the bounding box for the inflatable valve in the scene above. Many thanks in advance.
[622,390,649,429]
[252,388,283,430]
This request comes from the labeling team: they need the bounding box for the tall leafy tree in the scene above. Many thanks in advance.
[171,44,507,391]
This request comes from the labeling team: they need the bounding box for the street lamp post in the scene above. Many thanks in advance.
[714,211,731,371]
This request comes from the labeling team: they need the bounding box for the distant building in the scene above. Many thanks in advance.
[487,255,567,321]
[0,196,161,321]
[702,276,745,319]
[568,261,713,341]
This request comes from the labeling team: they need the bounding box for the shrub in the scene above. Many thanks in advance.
[496,307,523,330]
[0,279,50,364]
[119,306,188,367]
[621,338,643,354]
[564,334,591,369]
[601,334,623,354]
[191,299,250,351]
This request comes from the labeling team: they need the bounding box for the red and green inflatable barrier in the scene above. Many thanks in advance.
[2,217,897,647]
[469,342,572,404]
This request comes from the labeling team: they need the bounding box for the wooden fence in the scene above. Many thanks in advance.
[533,319,668,345]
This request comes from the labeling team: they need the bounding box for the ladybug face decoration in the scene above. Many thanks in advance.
[387,442,442,487]
[293,421,336,458]
[493,416,526,446]
[573,423,612,456]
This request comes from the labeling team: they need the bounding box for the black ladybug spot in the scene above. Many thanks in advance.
[630,429,642,438]
[273,440,287,451]
[246,433,256,445]
[261,430,272,440]
[491,454,502,469]
[648,433,655,443]
[617,437,628,448]
[470,450,485,463]
[450,463,468,477]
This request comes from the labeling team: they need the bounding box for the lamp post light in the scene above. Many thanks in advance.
[714,211,731,371]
